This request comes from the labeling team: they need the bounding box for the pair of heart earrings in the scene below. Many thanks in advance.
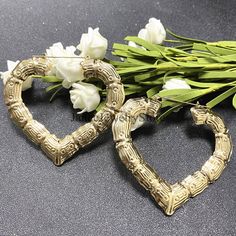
[3,57,233,215]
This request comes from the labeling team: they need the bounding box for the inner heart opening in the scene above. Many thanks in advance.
[132,110,215,184]
[22,79,92,139]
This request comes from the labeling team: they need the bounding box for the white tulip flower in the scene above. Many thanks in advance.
[162,78,191,90]
[129,17,166,47]
[69,82,100,113]
[77,27,108,59]
[0,60,33,91]
[143,18,166,44]
[46,42,85,88]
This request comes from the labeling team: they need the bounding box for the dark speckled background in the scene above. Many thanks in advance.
[0,0,236,235]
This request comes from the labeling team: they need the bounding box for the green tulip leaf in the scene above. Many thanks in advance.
[207,86,236,108]
[233,94,236,109]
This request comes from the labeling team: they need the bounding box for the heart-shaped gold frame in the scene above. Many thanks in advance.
[112,97,232,215]
[4,57,125,165]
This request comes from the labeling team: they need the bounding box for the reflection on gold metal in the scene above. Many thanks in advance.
[4,57,125,166]
[112,96,232,215]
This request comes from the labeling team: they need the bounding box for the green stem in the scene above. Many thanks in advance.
[166,29,206,44]
[49,86,63,102]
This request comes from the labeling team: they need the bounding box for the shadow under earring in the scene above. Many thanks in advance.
[112,96,232,215]
[4,57,125,165]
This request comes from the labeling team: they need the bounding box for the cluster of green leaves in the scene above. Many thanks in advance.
[111,30,236,121]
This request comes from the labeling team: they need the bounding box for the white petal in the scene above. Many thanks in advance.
[1,60,20,86]
[131,114,146,131]
[138,28,149,41]
[22,77,33,91]
[77,108,87,114]
[162,78,191,90]
[7,60,20,71]
[128,41,138,48]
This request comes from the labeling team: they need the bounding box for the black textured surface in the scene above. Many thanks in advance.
[0,0,236,235]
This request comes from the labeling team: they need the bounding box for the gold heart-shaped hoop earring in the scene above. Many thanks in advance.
[4,57,125,166]
[112,96,232,215]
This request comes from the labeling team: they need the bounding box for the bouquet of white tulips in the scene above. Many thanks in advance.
[1,18,236,126]
[1,27,107,114]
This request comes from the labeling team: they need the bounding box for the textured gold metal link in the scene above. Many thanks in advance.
[112,97,232,215]
[4,57,125,166]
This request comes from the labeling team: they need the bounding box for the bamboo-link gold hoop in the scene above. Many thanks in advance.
[112,97,232,215]
[4,57,125,166]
